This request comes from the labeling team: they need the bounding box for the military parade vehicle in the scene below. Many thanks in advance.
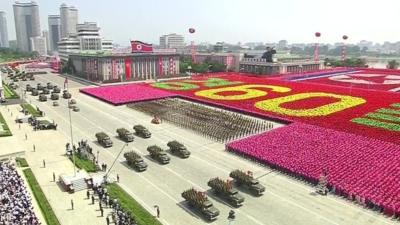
[31,89,39,96]
[50,93,59,100]
[8,82,17,89]
[35,120,57,130]
[207,177,245,207]
[116,128,134,142]
[72,106,80,112]
[95,132,113,148]
[37,83,44,90]
[53,86,61,93]
[147,145,170,164]
[181,188,220,221]
[47,82,54,89]
[123,151,147,172]
[41,88,50,95]
[25,84,32,92]
[229,170,265,196]
[63,90,72,99]
[39,94,47,102]
[167,140,191,158]
[133,125,151,138]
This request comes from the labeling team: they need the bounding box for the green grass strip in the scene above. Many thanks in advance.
[16,157,29,167]
[68,154,97,172]
[0,112,12,137]
[22,168,61,225]
[20,103,42,117]
[2,82,19,99]
[106,183,162,225]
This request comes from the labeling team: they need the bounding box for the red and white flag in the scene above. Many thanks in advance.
[131,41,153,53]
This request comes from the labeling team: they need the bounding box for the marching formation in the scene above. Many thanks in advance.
[129,98,275,142]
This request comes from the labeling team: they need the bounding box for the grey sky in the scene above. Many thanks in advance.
[0,0,399,46]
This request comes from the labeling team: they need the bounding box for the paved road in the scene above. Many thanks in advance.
[8,71,399,225]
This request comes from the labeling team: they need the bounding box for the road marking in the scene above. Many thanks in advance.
[118,183,172,225]
[268,191,340,225]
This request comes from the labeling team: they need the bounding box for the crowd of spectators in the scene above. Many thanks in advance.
[0,163,40,225]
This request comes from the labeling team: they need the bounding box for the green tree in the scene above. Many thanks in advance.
[387,60,399,69]
[324,58,367,67]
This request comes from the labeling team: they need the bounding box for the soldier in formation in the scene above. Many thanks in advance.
[130,98,276,143]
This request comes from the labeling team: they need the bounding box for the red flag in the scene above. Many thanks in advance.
[131,40,153,53]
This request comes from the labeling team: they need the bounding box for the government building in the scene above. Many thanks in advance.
[68,41,180,83]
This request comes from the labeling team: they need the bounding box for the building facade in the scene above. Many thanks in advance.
[102,40,113,51]
[69,53,180,83]
[159,33,185,50]
[58,37,80,61]
[60,4,78,39]
[239,58,324,75]
[13,1,41,52]
[48,15,61,52]
[76,22,102,50]
[0,11,9,47]
[30,36,47,55]
[58,22,113,61]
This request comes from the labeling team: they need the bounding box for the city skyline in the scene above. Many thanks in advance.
[1,0,400,46]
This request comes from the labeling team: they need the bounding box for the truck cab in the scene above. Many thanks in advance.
[133,125,151,138]
[39,94,47,102]
[95,132,113,148]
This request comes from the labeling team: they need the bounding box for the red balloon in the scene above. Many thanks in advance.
[342,35,348,40]
[315,32,321,37]
[189,28,195,34]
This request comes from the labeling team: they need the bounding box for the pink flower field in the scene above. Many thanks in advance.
[80,83,177,105]
[226,123,400,215]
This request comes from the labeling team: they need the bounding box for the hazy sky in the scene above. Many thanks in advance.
[1,0,399,46]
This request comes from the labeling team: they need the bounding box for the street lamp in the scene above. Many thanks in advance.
[104,143,128,183]
[67,99,76,176]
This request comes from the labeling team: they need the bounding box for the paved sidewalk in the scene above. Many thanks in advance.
[0,105,114,225]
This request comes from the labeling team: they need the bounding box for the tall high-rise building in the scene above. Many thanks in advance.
[60,3,78,38]
[159,33,185,50]
[30,36,47,55]
[13,1,41,52]
[0,11,9,47]
[42,30,50,53]
[48,15,61,52]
